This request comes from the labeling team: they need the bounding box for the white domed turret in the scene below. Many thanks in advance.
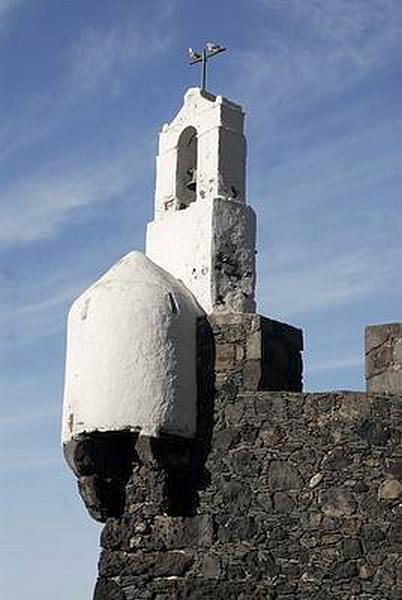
[62,252,204,446]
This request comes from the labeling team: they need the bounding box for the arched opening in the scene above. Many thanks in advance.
[176,126,198,210]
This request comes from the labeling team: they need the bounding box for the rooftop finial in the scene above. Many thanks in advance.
[188,42,226,91]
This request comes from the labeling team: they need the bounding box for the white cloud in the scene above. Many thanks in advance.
[68,7,172,95]
[0,455,60,470]
[234,0,402,114]
[249,107,402,319]
[0,281,80,345]
[0,139,154,351]
[0,7,172,164]
[0,246,117,349]
[308,356,363,373]
[258,241,402,318]
[286,0,401,50]
[0,405,58,427]
[69,24,170,94]
[0,139,150,248]
[258,117,402,219]
[0,0,22,28]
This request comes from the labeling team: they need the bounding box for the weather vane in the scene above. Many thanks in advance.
[188,42,226,91]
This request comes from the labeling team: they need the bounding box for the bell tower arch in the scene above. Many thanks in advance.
[176,125,198,210]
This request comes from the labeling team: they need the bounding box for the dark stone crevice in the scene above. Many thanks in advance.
[64,430,139,522]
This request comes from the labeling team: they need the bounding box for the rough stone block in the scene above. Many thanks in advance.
[201,313,303,392]
[246,330,261,360]
[365,323,402,394]
[243,359,262,390]
[152,515,214,549]
[215,343,236,369]
[93,578,126,600]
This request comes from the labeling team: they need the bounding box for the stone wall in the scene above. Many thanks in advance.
[79,317,402,599]
[366,323,402,394]
[93,389,402,599]
[203,314,303,393]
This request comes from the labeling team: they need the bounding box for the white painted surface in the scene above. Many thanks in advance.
[154,87,246,219]
[147,87,256,314]
[147,199,214,313]
[146,197,256,314]
[62,252,203,443]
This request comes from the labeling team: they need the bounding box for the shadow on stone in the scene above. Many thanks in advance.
[63,430,138,522]
[194,316,216,492]
[126,317,216,517]
[93,577,126,600]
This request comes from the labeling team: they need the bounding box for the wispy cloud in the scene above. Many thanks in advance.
[234,0,402,114]
[0,7,172,166]
[251,107,402,319]
[0,405,58,427]
[0,0,22,30]
[0,139,150,249]
[259,242,402,318]
[0,131,154,353]
[284,0,402,54]
[0,455,60,471]
[0,246,117,348]
[69,23,170,94]
[259,116,402,216]
[0,281,81,345]
[309,356,363,373]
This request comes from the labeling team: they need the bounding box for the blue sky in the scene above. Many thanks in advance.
[0,0,401,598]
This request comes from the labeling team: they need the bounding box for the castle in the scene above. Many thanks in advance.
[62,87,402,599]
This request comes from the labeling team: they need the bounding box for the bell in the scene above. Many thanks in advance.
[186,169,197,192]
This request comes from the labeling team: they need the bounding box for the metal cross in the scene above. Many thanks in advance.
[188,42,226,91]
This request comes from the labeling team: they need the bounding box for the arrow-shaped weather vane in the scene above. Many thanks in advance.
[188,42,226,91]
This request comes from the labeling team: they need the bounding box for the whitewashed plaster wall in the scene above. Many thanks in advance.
[147,87,256,314]
[154,87,246,218]
[62,252,204,444]
[146,198,256,314]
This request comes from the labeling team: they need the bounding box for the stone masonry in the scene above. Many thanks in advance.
[93,390,402,600]
[366,323,402,394]
[90,318,402,600]
[202,314,303,393]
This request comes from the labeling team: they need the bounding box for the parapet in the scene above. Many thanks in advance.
[199,313,303,392]
[365,323,402,394]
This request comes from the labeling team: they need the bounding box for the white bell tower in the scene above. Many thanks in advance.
[146,87,256,314]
